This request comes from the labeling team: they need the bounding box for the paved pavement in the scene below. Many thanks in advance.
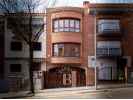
[0,91,32,99]
[1,83,133,99]
[26,87,133,99]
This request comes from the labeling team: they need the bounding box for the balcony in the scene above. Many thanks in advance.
[97,30,121,36]
[90,8,129,15]
[97,48,121,57]
[97,19,121,36]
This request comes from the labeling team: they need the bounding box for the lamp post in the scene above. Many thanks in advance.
[94,12,97,90]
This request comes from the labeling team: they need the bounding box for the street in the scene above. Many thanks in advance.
[25,87,133,99]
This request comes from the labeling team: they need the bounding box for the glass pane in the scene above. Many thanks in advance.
[75,20,80,28]
[70,20,74,27]
[64,28,69,32]
[75,29,80,32]
[54,44,58,56]
[54,20,58,28]
[59,20,63,28]
[54,20,59,32]
[64,20,69,27]
[58,44,64,48]
[72,47,80,57]
[64,44,71,57]
[58,44,64,56]
[33,42,42,51]
[54,28,58,32]
[59,28,64,32]
[70,28,75,32]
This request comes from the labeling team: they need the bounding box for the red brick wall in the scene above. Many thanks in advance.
[82,11,95,85]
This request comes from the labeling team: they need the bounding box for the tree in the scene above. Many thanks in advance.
[0,0,48,94]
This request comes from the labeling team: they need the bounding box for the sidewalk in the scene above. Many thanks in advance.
[0,91,32,99]
[36,83,133,93]
[1,83,133,98]
[33,83,133,97]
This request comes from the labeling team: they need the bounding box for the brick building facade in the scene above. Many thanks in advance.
[45,2,133,88]
[86,2,133,83]
[0,16,4,79]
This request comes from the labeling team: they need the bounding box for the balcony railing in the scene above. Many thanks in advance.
[97,29,121,36]
[96,48,121,57]
[97,19,121,36]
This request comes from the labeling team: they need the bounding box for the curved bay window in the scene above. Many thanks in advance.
[53,43,80,57]
[53,18,80,32]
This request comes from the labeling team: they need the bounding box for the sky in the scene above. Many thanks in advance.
[34,0,133,12]
[47,0,133,7]
[0,0,132,13]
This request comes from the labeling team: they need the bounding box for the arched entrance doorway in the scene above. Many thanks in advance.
[46,64,86,88]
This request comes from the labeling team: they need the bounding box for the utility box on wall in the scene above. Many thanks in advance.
[127,68,133,83]
[88,56,96,68]
[33,71,44,90]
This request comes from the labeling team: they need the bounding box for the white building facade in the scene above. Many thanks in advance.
[4,15,46,91]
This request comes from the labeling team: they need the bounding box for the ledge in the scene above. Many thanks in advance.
[51,57,81,64]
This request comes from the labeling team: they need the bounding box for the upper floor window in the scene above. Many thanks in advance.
[0,20,4,48]
[10,41,22,51]
[0,20,4,35]
[10,64,21,72]
[98,19,120,33]
[33,62,41,71]
[97,41,121,56]
[32,17,44,34]
[32,42,42,51]
[53,43,80,57]
[7,16,44,35]
[53,18,80,32]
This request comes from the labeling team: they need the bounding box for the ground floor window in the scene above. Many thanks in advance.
[98,65,117,80]
[10,64,21,72]
[98,58,127,81]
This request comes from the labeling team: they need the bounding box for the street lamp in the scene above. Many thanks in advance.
[94,11,97,90]
[88,8,97,90]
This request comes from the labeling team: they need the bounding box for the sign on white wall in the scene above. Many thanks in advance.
[88,56,96,68]
[131,72,133,78]
[123,56,131,67]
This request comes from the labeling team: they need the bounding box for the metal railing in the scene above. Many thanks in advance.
[97,48,121,56]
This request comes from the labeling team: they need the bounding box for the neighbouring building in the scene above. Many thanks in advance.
[85,2,133,84]
[1,2,133,91]
[4,14,47,91]
[0,15,4,79]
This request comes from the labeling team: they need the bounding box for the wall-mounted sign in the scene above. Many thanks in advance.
[88,56,96,68]
[131,72,133,78]
[123,56,131,67]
